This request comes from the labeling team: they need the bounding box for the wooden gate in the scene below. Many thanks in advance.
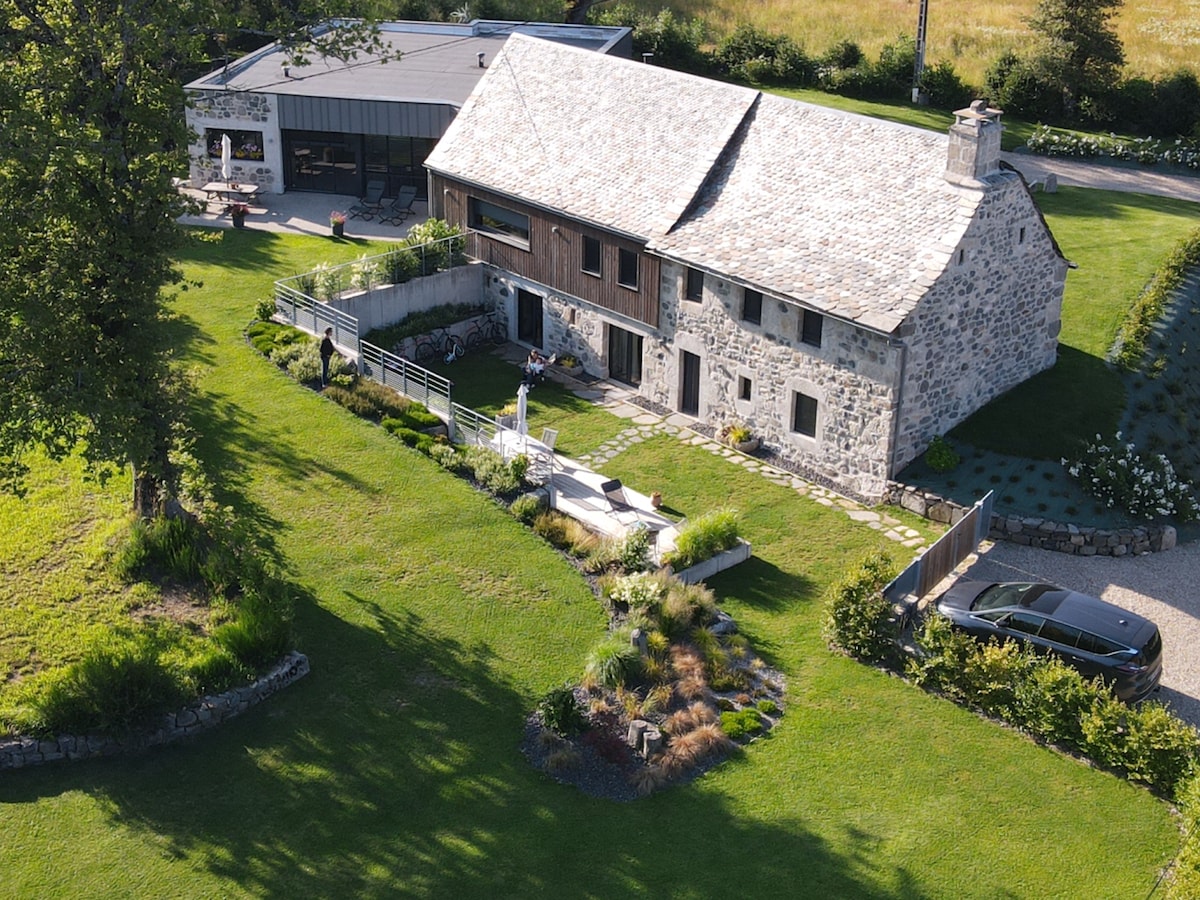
[884,492,993,603]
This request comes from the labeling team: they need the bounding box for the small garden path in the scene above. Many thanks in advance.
[545,373,928,550]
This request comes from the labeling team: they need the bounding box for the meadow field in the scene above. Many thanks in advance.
[643,0,1200,85]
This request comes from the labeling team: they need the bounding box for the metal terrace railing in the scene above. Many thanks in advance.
[359,340,453,421]
[273,284,359,352]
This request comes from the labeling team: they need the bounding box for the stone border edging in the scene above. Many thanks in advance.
[0,651,309,771]
[885,484,1177,555]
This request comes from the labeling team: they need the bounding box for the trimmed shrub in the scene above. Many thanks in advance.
[822,551,897,663]
[924,435,961,473]
[510,493,547,525]
[286,341,322,384]
[253,297,277,321]
[382,422,434,453]
[462,446,520,494]
[429,443,461,472]
[537,685,587,736]
[719,708,764,741]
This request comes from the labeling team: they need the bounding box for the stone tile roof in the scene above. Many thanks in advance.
[424,34,757,238]
[427,34,988,332]
[651,93,982,332]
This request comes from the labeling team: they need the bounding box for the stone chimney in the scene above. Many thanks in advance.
[945,100,1003,185]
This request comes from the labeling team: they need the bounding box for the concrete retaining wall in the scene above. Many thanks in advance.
[0,652,309,771]
[332,264,485,334]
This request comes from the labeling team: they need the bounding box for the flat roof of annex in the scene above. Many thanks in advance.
[186,20,632,107]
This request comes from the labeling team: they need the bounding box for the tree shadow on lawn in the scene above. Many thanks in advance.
[0,599,912,899]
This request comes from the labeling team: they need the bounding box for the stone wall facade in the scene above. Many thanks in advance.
[0,652,309,771]
[650,260,902,500]
[186,89,283,192]
[885,483,1177,555]
[892,177,1067,473]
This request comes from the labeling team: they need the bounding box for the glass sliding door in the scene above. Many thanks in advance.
[608,325,643,387]
[284,131,360,195]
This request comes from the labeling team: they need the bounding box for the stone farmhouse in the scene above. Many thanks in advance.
[424,34,1068,502]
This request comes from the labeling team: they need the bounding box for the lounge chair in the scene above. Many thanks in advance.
[379,186,417,225]
[601,478,633,512]
[348,180,386,220]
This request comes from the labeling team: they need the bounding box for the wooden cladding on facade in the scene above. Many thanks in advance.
[435,177,660,329]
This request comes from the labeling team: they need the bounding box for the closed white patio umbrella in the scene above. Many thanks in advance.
[221,133,232,182]
[516,383,529,436]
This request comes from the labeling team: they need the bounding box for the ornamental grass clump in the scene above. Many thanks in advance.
[663,509,740,570]
[1064,432,1199,521]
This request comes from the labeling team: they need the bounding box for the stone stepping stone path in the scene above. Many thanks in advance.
[571,386,927,550]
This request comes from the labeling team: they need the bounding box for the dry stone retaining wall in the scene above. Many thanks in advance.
[0,652,309,772]
[886,483,1177,555]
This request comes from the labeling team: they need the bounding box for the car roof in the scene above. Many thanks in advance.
[1035,589,1155,647]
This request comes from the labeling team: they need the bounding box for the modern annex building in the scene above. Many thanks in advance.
[184,20,630,200]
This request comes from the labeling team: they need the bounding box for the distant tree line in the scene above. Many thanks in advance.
[589,0,1200,140]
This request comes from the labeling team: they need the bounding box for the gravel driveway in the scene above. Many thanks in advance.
[949,539,1200,726]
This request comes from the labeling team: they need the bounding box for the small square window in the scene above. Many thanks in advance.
[685,267,704,302]
[582,236,601,275]
[792,392,818,437]
[742,289,762,325]
[801,310,823,348]
[738,376,752,402]
[618,248,639,289]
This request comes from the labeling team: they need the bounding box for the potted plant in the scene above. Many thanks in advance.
[720,422,760,454]
[229,202,249,228]
[650,490,663,509]
[556,353,584,377]
[496,401,518,429]
[330,211,346,237]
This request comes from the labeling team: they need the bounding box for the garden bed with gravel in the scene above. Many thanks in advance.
[521,571,786,801]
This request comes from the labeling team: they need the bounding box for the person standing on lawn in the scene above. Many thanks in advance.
[320,327,335,386]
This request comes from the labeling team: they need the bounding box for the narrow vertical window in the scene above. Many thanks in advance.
[582,236,601,276]
[801,310,823,348]
[742,289,762,325]
[685,267,704,302]
[738,376,752,401]
[618,249,639,289]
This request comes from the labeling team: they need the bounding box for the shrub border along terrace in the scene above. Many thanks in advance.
[824,550,1200,800]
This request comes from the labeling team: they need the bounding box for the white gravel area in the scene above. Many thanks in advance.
[948,539,1200,727]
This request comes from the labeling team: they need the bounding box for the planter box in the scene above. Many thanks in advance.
[733,437,760,454]
[669,539,752,585]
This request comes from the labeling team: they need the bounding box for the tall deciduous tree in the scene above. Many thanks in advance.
[0,2,389,517]
[0,1,201,517]
[1026,0,1124,113]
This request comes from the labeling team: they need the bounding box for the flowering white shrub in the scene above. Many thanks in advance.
[608,572,666,614]
[1063,432,1199,521]
[1027,126,1200,170]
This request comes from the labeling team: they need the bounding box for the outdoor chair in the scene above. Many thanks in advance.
[348,180,386,220]
[601,478,633,513]
[540,428,558,451]
[379,186,417,226]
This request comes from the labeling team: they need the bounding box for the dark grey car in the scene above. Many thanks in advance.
[935,580,1163,703]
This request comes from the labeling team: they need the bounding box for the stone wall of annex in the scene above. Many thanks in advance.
[186,89,283,193]
[891,177,1067,472]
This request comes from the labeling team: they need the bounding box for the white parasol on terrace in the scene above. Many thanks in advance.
[221,133,232,182]
[516,382,529,436]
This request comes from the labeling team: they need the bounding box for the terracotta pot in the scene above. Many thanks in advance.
[650,491,663,509]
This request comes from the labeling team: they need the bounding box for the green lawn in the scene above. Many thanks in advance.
[0,228,1178,897]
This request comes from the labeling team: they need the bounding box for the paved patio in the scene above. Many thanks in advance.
[177,183,429,241]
